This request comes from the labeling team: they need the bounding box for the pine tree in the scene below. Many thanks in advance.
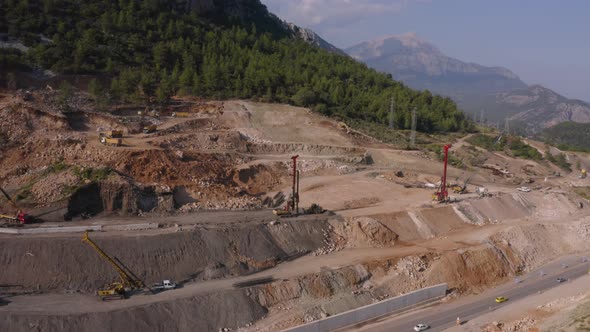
[88,78,101,98]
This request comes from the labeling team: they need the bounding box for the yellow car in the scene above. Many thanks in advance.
[495,296,508,303]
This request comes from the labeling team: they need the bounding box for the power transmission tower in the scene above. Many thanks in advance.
[505,118,510,135]
[410,107,417,148]
[479,109,485,126]
[389,96,395,129]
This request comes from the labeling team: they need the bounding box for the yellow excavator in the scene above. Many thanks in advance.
[82,231,146,300]
[452,175,473,195]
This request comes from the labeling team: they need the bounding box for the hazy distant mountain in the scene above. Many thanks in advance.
[345,33,527,100]
[476,85,590,133]
[345,33,590,134]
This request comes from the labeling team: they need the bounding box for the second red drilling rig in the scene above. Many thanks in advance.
[273,155,300,216]
[434,144,452,203]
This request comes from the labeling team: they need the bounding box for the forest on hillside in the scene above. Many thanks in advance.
[1,0,473,133]
[537,122,590,152]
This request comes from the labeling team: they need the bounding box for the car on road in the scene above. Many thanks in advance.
[495,296,508,303]
[517,186,531,192]
[413,323,430,331]
[556,277,567,283]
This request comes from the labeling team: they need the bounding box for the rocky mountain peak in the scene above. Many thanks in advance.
[347,33,520,79]
[345,32,526,102]
[372,32,435,51]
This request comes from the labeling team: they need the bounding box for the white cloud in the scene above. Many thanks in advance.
[263,0,424,28]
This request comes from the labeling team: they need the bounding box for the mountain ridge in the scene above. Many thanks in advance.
[345,32,527,99]
[286,23,345,56]
[184,0,345,54]
[504,85,590,131]
[349,33,519,79]
[346,32,590,134]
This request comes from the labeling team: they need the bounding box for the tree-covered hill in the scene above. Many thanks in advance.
[536,122,590,152]
[1,0,472,133]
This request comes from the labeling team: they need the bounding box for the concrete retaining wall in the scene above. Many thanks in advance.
[0,223,159,234]
[284,283,448,332]
[103,223,159,231]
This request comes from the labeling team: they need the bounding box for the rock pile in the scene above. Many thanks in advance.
[178,196,262,212]
[394,256,427,280]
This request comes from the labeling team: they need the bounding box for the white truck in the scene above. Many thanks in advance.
[152,280,177,291]
[517,186,531,192]
[476,186,490,197]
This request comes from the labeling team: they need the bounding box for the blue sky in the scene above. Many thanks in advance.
[262,0,590,101]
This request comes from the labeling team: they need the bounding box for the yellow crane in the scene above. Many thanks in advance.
[82,231,145,300]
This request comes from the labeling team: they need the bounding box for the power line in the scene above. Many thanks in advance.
[410,107,417,148]
[505,118,510,135]
[479,109,485,126]
[389,95,395,129]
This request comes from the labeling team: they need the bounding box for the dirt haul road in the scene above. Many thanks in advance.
[0,220,496,313]
[2,211,589,331]
[1,175,588,330]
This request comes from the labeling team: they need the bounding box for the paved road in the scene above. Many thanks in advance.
[349,255,590,332]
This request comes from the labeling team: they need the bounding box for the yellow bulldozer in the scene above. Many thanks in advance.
[143,124,157,134]
[171,111,190,118]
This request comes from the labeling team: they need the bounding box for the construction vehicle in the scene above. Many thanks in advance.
[108,130,123,138]
[143,124,157,134]
[139,108,159,118]
[82,231,145,300]
[272,208,292,216]
[476,186,491,197]
[0,211,31,225]
[171,111,190,118]
[581,169,587,179]
[434,144,452,202]
[517,186,531,192]
[99,133,122,147]
[0,187,33,225]
[151,279,176,291]
[452,175,472,194]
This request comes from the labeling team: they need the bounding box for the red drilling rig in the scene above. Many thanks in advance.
[290,155,300,214]
[273,155,300,216]
[0,187,33,225]
[434,144,452,202]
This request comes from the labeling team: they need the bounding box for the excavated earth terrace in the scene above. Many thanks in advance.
[1,90,590,331]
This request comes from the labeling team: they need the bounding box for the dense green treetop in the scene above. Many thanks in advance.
[1,0,472,133]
